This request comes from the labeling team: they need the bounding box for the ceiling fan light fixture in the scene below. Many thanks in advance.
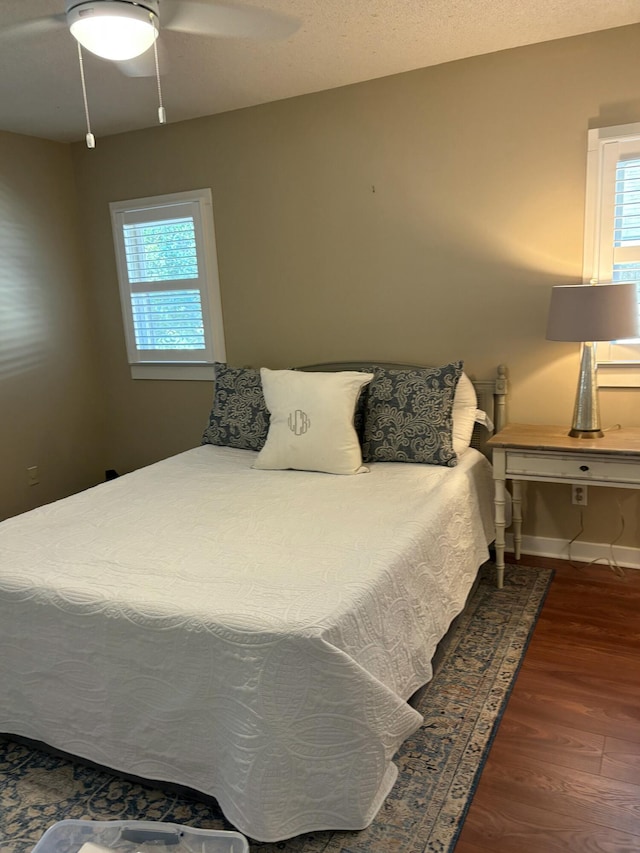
[67,1,159,61]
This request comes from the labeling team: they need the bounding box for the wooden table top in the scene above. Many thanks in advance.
[487,423,640,456]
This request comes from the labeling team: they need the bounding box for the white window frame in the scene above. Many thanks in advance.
[110,188,226,381]
[583,122,640,387]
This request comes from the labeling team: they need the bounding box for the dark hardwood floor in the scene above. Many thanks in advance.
[455,554,640,853]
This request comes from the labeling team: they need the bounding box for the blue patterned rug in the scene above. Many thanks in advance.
[0,562,552,853]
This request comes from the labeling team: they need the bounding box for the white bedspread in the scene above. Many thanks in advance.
[0,446,495,841]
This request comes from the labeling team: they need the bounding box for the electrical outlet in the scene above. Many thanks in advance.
[26,465,39,486]
[571,484,588,506]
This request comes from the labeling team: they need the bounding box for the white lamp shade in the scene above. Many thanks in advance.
[546,283,639,342]
[68,2,158,61]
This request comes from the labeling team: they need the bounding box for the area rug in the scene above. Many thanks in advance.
[0,562,552,853]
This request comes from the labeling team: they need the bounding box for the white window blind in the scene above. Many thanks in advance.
[612,158,640,297]
[110,189,226,379]
[583,124,640,382]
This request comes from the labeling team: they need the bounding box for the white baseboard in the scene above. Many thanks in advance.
[504,533,640,570]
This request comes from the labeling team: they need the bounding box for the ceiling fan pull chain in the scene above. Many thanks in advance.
[152,14,166,125]
[77,42,95,148]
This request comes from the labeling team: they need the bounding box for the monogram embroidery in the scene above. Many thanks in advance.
[288,409,311,435]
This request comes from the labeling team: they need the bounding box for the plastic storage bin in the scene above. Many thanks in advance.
[31,820,249,853]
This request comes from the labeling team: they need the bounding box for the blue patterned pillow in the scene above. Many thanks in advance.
[362,362,463,466]
[202,364,270,451]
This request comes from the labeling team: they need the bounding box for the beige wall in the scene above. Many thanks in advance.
[0,131,105,520]
[66,23,640,548]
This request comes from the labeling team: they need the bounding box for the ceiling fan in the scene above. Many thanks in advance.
[1,1,300,146]
[2,1,300,65]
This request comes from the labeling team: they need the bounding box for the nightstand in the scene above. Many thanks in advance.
[486,423,640,588]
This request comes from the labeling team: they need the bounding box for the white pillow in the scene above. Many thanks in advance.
[253,368,374,475]
[452,372,479,455]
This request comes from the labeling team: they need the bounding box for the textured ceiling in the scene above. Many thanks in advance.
[2,0,640,144]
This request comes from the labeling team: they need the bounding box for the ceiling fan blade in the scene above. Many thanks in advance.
[115,42,170,77]
[0,13,66,41]
[161,0,299,40]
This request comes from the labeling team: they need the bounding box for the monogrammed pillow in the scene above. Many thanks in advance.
[253,368,374,475]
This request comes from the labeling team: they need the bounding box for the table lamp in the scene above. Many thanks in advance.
[546,282,639,438]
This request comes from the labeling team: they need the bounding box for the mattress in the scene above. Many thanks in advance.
[0,445,495,841]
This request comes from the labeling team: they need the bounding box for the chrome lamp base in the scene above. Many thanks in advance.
[569,341,603,439]
[569,427,605,439]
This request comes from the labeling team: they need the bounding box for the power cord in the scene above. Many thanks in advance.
[567,499,626,578]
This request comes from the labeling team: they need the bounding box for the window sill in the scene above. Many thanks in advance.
[597,362,640,388]
[130,363,216,381]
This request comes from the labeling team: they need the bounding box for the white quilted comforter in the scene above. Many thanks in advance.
[0,445,494,842]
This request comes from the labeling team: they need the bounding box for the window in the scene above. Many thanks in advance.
[110,189,226,380]
[583,123,640,385]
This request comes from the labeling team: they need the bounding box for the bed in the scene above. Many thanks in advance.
[0,361,506,843]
